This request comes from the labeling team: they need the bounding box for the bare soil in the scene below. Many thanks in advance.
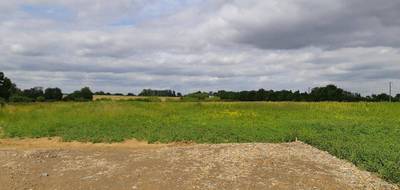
[0,138,398,190]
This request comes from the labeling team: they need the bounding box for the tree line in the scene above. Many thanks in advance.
[0,72,93,102]
[138,89,182,97]
[94,89,183,97]
[1,72,399,103]
[214,84,400,102]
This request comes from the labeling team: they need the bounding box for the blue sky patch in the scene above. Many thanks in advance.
[111,0,202,26]
[20,4,73,21]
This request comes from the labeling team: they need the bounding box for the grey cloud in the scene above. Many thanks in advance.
[217,0,400,49]
[1,0,400,95]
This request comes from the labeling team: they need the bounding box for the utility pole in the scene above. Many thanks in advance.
[389,82,392,102]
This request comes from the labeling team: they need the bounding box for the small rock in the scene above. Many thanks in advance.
[41,173,49,177]
[81,176,94,180]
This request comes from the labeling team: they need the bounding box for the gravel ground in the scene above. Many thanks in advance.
[0,138,398,190]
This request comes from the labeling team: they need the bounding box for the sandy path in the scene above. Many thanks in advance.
[0,138,398,190]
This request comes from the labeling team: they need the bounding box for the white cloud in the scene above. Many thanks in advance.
[0,0,399,95]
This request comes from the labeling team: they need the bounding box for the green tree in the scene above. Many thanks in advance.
[139,89,177,97]
[64,87,93,101]
[80,87,93,100]
[371,93,391,102]
[44,88,63,101]
[9,95,33,102]
[0,72,17,100]
[23,87,44,100]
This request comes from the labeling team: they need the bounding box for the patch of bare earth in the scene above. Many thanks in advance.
[0,138,398,190]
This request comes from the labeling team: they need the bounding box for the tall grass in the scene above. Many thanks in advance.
[0,101,399,183]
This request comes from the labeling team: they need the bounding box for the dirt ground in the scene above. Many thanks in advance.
[0,138,398,190]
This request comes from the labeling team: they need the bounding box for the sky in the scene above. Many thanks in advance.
[1,0,400,95]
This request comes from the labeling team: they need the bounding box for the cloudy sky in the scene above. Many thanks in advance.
[1,0,400,95]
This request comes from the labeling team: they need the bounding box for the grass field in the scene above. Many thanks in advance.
[0,101,399,183]
[93,95,181,102]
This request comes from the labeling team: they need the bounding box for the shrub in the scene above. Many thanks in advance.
[44,88,63,101]
[205,96,221,102]
[36,96,46,102]
[63,87,93,101]
[184,91,209,101]
[9,95,34,103]
[81,87,93,100]
[22,87,44,100]
[0,97,5,107]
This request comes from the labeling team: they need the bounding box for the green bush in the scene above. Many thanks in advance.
[9,95,33,103]
[36,96,46,102]
[184,91,209,101]
[63,87,93,102]
[0,97,5,107]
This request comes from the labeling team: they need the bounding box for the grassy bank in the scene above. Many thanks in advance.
[0,101,399,183]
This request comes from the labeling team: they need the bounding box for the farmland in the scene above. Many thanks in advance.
[93,95,181,102]
[0,101,400,184]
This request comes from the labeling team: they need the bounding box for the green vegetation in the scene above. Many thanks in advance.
[0,101,399,183]
[2,72,399,103]
[216,85,399,102]
[138,89,178,97]
[0,97,5,107]
[63,87,93,101]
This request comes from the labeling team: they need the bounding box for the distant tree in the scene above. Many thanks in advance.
[310,84,361,102]
[139,89,177,97]
[44,88,63,101]
[9,95,34,102]
[64,87,93,101]
[396,94,400,102]
[94,91,106,95]
[184,91,209,100]
[0,72,18,101]
[177,92,182,97]
[80,87,93,100]
[63,91,79,101]
[371,93,391,102]
[216,90,239,100]
[214,85,365,102]
[23,87,44,100]
[127,93,136,96]
[113,93,124,96]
